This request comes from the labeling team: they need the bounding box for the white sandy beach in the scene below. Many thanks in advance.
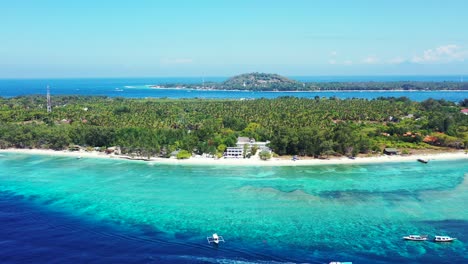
[1,148,466,166]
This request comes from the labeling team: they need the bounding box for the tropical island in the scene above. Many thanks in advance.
[150,72,468,91]
[0,95,467,163]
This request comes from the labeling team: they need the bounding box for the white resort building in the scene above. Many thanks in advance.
[224,137,271,158]
[225,147,244,158]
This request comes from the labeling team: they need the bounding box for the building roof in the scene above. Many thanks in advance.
[237,137,252,143]
[461,108,468,113]
[384,148,398,152]
[423,135,438,143]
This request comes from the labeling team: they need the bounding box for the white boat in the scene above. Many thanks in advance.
[403,235,428,241]
[207,233,225,244]
[434,236,456,242]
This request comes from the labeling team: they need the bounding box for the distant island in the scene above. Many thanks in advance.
[150,72,468,91]
[220,72,301,90]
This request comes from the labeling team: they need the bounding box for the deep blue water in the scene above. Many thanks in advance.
[1,153,467,263]
[3,191,301,264]
[0,77,467,101]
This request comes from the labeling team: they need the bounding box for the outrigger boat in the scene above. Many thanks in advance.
[207,233,225,244]
[403,235,428,241]
[434,236,456,242]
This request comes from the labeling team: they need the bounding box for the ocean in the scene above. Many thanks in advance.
[0,152,467,263]
[0,76,467,101]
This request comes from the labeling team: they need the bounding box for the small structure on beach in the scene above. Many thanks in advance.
[105,146,121,155]
[69,145,81,151]
[383,148,399,155]
[169,150,179,158]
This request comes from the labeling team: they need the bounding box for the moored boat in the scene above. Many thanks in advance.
[207,233,225,244]
[434,236,456,242]
[417,158,428,163]
[403,235,428,241]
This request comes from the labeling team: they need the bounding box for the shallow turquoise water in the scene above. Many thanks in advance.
[0,152,467,263]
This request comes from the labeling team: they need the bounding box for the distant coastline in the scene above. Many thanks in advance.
[148,84,468,92]
[148,86,468,93]
[147,72,468,92]
[1,76,467,102]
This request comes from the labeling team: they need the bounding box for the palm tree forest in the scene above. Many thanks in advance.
[0,95,467,158]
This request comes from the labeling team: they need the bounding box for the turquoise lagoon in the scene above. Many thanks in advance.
[0,152,467,263]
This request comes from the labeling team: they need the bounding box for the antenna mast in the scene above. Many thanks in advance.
[46,85,52,113]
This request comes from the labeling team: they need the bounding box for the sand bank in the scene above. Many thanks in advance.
[1,148,466,166]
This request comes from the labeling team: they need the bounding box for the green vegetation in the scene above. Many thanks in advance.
[259,150,272,160]
[176,150,191,159]
[303,82,468,91]
[152,72,468,91]
[0,95,467,158]
[220,72,300,90]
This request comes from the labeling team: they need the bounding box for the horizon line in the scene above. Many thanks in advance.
[1,73,468,80]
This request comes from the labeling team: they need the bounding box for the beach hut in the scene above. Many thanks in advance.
[69,145,81,151]
[105,146,121,155]
[170,150,180,158]
[383,148,399,155]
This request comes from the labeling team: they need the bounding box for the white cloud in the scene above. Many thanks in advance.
[411,44,467,63]
[388,56,406,64]
[326,44,467,66]
[362,56,379,64]
[160,58,193,65]
[328,59,352,65]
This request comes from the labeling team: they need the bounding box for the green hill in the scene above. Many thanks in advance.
[221,72,302,90]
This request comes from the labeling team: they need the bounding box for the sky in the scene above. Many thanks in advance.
[1,0,468,78]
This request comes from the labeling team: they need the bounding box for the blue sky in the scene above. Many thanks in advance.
[1,0,467,78]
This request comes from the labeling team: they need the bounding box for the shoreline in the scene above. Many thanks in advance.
[147,87,468,93]
[1,148,466,167]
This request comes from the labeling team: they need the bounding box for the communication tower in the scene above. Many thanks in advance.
[47,85,52,113]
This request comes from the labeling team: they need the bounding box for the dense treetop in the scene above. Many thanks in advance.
[220,72,301,90]
[0,95,466,158]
